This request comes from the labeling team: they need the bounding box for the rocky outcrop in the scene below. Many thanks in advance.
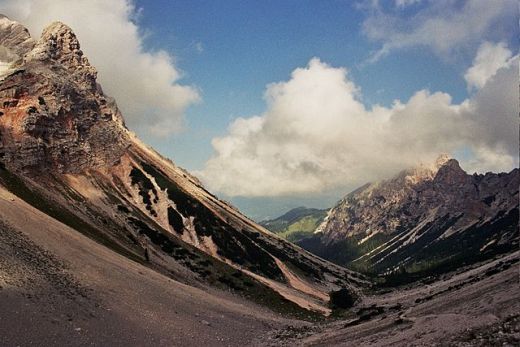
[26,21,98,88]
[0,18,127,173]
[303,155,519,275]
[0,15,35,61]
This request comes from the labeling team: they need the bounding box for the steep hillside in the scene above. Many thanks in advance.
[300,155,519,281]
[0,185,299,345]
[261,207,327,243]
[0,16,368,317]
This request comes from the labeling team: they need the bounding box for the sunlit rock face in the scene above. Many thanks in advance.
[0,17,128,173]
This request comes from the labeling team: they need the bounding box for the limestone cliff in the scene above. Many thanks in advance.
[0,19,127,173]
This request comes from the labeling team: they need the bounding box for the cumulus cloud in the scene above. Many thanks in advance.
[0,0,200,136]
[199,51,518,197]
[464,41,513,91]
[363,0,517,62]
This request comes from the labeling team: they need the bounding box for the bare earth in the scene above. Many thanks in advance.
[258,252,520,346]
[0,187,298,346]
[1,186,518,346]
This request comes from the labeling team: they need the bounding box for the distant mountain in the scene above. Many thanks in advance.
[0,16,367,318]
[260,207,327,243]
[299,155,519,282]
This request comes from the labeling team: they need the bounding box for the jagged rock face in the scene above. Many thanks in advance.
[306,155,519,274]
[27,22,98,88]
[321,157,518,242]
[0,17,127,173]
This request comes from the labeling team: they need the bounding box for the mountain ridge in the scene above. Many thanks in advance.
[260,206,328,243]
[299,155,519,279]
[0,17,367,317]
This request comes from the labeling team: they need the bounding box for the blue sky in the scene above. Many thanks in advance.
[3,0,517,220]
[135,0,472,170]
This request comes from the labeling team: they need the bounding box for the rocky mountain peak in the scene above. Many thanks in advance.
[0,17,365,318]
[434,153,451,168]
[434,157,468,185]
[26,21,97,88]
[318,154,518,241]
[312,153,518,275]
[401,154,454,186]
[0,18,127,173]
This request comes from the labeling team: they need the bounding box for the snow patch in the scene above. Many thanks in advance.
[480,239,496,252]
[358,231,376,245]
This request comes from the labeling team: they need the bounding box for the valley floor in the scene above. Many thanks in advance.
[0,184,518,346]
[259,251,520,346]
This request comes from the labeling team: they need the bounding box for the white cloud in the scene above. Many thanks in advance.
[464,41,513,91]
[0,0,200,136]
[363,0,517,62]
[199,53,518,197]
[194,41,204,53]
[395,0,421,8]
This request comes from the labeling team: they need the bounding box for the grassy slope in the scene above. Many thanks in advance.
[261,207,327,243]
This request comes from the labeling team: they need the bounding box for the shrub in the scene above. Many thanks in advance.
[329,287,358,309]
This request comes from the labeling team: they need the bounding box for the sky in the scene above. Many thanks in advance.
[0,0,518,220]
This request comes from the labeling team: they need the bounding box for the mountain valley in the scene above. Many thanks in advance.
[260,207,328,243]
[0,15,518,346]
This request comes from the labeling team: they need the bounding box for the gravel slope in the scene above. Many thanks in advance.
[0,186,298,346]
[259,251,519,346]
